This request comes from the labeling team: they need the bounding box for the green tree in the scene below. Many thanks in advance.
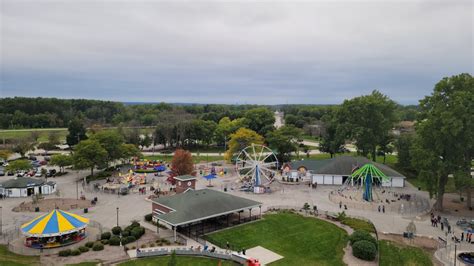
[412,73,473,210]
[121,144,141,163]
[214,117,248,147]
[225,128,264,161]
[66,118,87,147]
[378,133,394,164]
[337,90,397,161]
[12,137,35,158]
[139,134,152,150]
[395,133,415,173]
[266,125,302,163]
[244,107,275,136]
[168,250,177,266]
[90,130,126,165]
[50,154,73,173]
[73,139,108,178]
[319,112,345,158]
[6,159,32,172]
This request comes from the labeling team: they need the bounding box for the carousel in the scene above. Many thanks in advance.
[21,209,89,249]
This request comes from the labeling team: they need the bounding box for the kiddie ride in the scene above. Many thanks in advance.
[133,159,166,173]
[120,170,146,187]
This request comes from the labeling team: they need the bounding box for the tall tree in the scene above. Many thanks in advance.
[12,137,35,158]
[225,128,264,161]
[244,107,275,136]
[90,130,126,165]
[0,150,12,160]
[214,117,248,147]
[50,154,73,173]
[266,125,302,163]
[337,90,397,161]
[73,139,108,178]
[6,159,32,172]
[319,112,345,158]
[412,73,473,210]
[395,133,415,174]
[171,149,194,176]
[66,118,87,147]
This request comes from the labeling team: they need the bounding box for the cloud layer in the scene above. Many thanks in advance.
[1,0,472,104]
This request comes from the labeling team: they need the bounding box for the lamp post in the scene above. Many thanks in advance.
[0,206,2,236]
[116,207,119,227]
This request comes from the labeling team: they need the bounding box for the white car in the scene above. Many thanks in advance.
[35,172,43,177]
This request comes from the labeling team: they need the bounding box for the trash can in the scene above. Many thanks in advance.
[224,187,227,192]
[94,197,98,202]
[84,208,88,213]
[35,207,40,212]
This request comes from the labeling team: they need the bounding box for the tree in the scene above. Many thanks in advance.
[168,250,177,266]
[50,154,73,173]
[377,133,394,164]
[121,144,141,162]
[66,118,87,147]
[214,117,248,147]
[90,130,126,165]
[266,125,302,163]
[337,90,397,161]
[139,134,152,150]
[319,112,345,158]
[0,150,12,160]
[6,159,32,172]
[30,131,41,142]
[225,128,264,161]
[12,137,35,158]
[73,139,108,177]
[244,107,275,136]
[395,133,416,174]
[412,73,473,210]
[171,149,194,176]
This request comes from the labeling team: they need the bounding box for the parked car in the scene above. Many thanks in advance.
[0,167,5,176]
[46,169,57,177]
[44,156,51,161]
[7,171,14,176]
[17,171,25,177]
[35,171,43,177]
[28,155,37,161]
[39,160,48,166]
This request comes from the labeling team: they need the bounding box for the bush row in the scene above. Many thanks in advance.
[349,230,377,261]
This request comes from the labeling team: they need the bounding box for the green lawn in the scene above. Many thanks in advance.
[0,128,68,142]
[66,262,101,266]
[339,216,376,233]
[0,245,40,266]
[119,256,237,266]
[406,176,457,193]
[379,240,433,266]
[205,212,348,266]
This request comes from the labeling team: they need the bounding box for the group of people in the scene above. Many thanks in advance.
[377,205,385,213]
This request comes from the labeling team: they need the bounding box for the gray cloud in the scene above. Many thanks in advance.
[1,0,472,104]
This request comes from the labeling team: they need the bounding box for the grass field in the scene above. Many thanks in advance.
[0,128,68,142]
[205,212,348,266]
[66,262,101,266]
[0,244,40,266]
[118,256,237,266]
[339,216,376,233]
[379,240,433,266]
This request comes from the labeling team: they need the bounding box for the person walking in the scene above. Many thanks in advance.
[382,205,385,213]
[441,222,444,231]
[461,232,464,242]
[378,206,381,212]
[448,225,451,234]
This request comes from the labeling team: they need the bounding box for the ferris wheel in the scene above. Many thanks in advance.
[235,144,279,186]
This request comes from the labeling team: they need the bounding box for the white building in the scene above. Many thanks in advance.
[0,177,56,198]
[286,156,405,188]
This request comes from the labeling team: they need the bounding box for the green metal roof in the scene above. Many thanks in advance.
[174,175,197,181]
[0,177,49,189]
[314,156,405,178]
[288,159,332,171]
[152,189,262,226]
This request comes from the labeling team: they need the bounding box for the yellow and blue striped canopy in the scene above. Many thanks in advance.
[21,209,89,237]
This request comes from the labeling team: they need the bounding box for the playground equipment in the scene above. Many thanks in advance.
[120,170,146,186]
[235,144,278,188]
[348,164,389,202]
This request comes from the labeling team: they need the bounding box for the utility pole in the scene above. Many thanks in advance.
[0,206,2,235]
[116,207,119,227]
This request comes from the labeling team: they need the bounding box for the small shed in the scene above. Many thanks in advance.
[0,177,56,198]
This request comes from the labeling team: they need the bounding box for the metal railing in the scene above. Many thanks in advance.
[136,247,247,264]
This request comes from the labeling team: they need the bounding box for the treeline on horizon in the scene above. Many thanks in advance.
[0,97,418,129]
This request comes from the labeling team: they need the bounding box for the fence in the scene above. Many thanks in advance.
[136,247,248,264]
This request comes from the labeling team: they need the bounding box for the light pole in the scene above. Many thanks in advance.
[116,207,119,227]
[454,243,457,266]
[0,206,2,236]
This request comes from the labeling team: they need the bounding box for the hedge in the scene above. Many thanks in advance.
[78,246,89,253]
[144,213,153,222]
[85,241,95,248]
[352,240,377,261]
[109,236,121,246]
[58,249,71,257]
[112,226,122,235]
[349,230,377,248]
[101,232,111,240]
[124,236,136,245]
[92,242,104,251]
[71,249,81,256]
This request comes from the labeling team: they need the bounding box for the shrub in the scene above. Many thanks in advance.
[144,213,153,222]
[124,246,129,251]
[150,243,155,247]
[79,246,89,253]
[71,249,81,256]
[141,244,147,248]
[85,241,95,248]
[101,239,109,245]
[352,240,377,261]
[349,230,377,248]
[130,221,140,228]
[125,236,136,245]
[122,230,130,237]
[58,249,71,257]
[131,227,143,239]
[112,226,122,235]
[101,232,111,240]
[109,236,121,246]
[131,246,135,249]
[92,242,104,251]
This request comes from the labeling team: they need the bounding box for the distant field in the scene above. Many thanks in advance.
[0,128,68,142]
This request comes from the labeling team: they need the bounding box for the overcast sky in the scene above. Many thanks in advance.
[1,0,472,105]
